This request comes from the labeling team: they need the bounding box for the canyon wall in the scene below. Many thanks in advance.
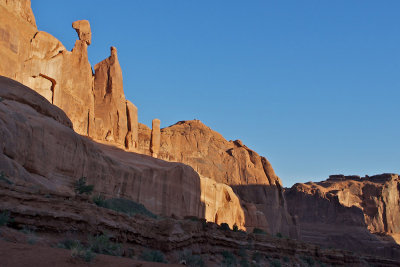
[285,174,400,259]
[0,76,245,229]
[0,0,296,235]
[138,120,298,237]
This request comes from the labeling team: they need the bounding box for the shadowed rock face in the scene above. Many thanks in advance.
[0,76,245,228]
[285,174,400,259]
[138,120,298,237]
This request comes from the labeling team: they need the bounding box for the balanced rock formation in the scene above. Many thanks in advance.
[138,120,298,237]
[0,76,244,228]
[285,174,400,259]
[72,20,91,45]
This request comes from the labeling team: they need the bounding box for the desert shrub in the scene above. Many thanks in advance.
[20,226,37,244]
[74,177,94,195]
[0,211,11,226]
[238,248,249,267]
[252,252,263,263]
[57,239,82,250]
[253,228,266,235]
[276,232,283,238]
[233,224,239,232]
[184,216,200,222]
[219,223,230,231]
[283,256,290,263]
[179,249,204,267]
[301,256,315,266]
[88,234,122,256]
[270,259,281,267]
[140,249,167,263]
[0,172,13,185]
[71,243,95,262]
[94,197,157,219]
[221,251,236,266]
[92,194,106,206]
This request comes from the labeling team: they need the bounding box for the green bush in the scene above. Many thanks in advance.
[253,228,266,235]
[88,234,122,256]
[74,177,94,195]
[283,256,290,263]
[252,252,263,263]
[71,243,95,262]
[92,194,106,206]
[276,232,283,238]
[221,251,236,266]
[301,256,315,266]
[20,226,37,244]
[0,172,13,185]
[179,249,204,267]
[238,248,249,267]
[0,211,11,226]
[93,197,157,219]
[57,239,82,250]
[219,223,230,231]
[270,259,281,267]
[140,249,167,263]
[233,224,239,232]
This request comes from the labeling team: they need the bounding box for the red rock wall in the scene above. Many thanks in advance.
[285,174,400,259]
[0,76,246,227]
[138,120,298,237]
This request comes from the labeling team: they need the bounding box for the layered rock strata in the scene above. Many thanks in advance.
[285,174,400,259]
[0,181,399,266]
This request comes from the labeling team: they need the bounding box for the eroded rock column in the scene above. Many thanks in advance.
[151,119,160,158]
[93,46,128,146]
[125,100,138,150]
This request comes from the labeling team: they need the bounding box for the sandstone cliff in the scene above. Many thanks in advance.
[0,0,137,148]
[285,174,400,259]
[138,120,298,237]
[0,0,295,235]
[0,76,245,229]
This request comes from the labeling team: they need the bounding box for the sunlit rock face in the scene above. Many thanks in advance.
[285,174,400,259]
[0,76,247,229]
[0,1,137,148]
[138,120,298,237]
[0,0,294,234]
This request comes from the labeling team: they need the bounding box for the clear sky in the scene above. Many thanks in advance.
[31,0,400,187]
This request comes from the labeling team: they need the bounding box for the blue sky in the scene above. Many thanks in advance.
[31,1,400,187]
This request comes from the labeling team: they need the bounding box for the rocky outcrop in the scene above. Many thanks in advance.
[0,0,36,27]
[0,1,136,148]
[138,120,297,237]
[285,174,400,259]
[0,76,246,228]
[150,119,161,158]
[72,20,91,45]
[93,47,129,147]
[125,100,138,150]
